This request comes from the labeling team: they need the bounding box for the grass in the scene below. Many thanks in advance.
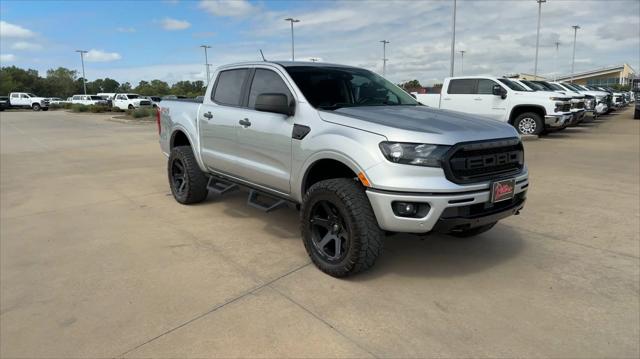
[126,107,156,118]
[70,104,112,113]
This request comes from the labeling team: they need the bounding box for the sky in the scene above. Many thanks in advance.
[0,0,638,86]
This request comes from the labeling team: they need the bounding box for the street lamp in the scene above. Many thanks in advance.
[200,45,212,86]
[284,18,300,61]
[570,25,580,83]
[380,40,390,77]
[554,41,560,81]
[533,0,546,79]
[459,50,466,75]
[75,50,88,95]
[449,0,457,77]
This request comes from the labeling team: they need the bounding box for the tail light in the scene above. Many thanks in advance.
[156,107,161,135]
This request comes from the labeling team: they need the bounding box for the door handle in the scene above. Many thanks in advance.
[203,111,213,119]
[239,118,251,127]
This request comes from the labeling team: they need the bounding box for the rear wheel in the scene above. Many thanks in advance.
[513,112,543,135]
[301,178,383,277]
[168,146,208,204]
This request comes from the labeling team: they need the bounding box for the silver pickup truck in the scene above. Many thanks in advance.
[158,61,529,277]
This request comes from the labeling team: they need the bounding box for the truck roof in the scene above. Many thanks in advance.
[217,61,359,70]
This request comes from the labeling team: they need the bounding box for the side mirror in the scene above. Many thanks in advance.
[492,84,507,99]
[255,93,295,116]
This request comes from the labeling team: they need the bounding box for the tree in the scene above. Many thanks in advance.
[0,66,42,95]
[118,82,132,92]
[44,67,79,97]
[398,79,423,92]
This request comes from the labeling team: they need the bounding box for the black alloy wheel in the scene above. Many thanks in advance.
[309,200,350,262]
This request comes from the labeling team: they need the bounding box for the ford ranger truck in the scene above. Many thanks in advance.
[158,62,529,277]
[415,76,572,136]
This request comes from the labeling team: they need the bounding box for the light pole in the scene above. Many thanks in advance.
[449,0,457,77]
[554,41,560,81]
[284,18,300,61]
[459,50,466,75]
[570,25,580,83]
[533,0,546,79]
[200,45,212,86]
[380,40,390,77]
[75,50,88,95]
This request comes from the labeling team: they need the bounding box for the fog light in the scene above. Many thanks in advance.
[392,202,430,218]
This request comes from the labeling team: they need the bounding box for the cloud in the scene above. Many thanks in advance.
[199,0,256,17]
[84,49,122,62]
[11,41,42,51]
[0,21,35,38]
[116,27,136,33]
[1,54,17,62]
[160,17,191,30]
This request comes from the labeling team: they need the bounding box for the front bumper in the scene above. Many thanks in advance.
[544,113,571,128]
[570,109,586,125]
[366,172,529,233]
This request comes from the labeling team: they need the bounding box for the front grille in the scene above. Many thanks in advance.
[440,192,526,219]
[556,103,571,112]
[443,138,524,184]
[574,101,584,109]
[139,100,152,106]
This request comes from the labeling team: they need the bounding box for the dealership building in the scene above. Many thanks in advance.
[555,63,636,86]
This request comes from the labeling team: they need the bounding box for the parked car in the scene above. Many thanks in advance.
[70,94,109,106]
[141,96,162,107]
[162,95,187,100]
[8,92,49,111]
[158,61,529,277]
[47,97,66,105]
[415,76,572,135]
[0,96,9,111]
[519,80,586,125]
[559,83,610,116]
[112,93,152,110]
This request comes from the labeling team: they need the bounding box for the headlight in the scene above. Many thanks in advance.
[379,142,450,167]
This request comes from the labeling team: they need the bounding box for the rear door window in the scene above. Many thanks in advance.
[447,79,476,94]
[248,69,292,109]
[212,69,249,106]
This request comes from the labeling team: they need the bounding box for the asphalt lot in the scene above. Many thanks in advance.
[1,108,638,358]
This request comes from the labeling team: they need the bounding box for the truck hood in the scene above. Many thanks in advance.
[318,105,519,145]
[511,91,573,101]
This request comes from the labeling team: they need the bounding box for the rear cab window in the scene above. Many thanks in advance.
[447,79,476,94]
[212,69,249,106]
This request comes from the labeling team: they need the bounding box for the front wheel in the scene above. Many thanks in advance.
[300,178,383,277]
[168,146,209,204]
[513,112,543,136]
[128,104,134,110]
[32,103,41,111]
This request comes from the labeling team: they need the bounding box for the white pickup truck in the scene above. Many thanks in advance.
[415,76,573,135]
[8,92,50,111]
[70,94,109,106]
[111,93,153,110]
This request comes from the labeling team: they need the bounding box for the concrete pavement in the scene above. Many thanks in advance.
[1,108,638,358]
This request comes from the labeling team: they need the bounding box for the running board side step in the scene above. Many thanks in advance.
[207,177,239,195]
[247,189,288,212]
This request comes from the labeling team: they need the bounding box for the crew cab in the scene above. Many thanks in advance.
[112,93,152,110]
[415,76,572,135]
[158,62,529,277]
[70,94,109,106]
[8,92,50,111]
[515,79,586,125]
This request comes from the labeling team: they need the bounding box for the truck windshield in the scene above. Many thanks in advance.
[284,66,418,110]
[521,80,546,91]
[90,96,102,100]
[27,93,36,97]
[546,83,565,91]
[562,83,582,92]
[127,94,139,99]
[498,79,530,91]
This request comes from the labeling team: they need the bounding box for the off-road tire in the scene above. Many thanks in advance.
[32,103,41,111]
[128,104,134,110]
[168,146,208,204]
[300,178,383,277]
[513,112,543,136]
[449,222,496,238]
